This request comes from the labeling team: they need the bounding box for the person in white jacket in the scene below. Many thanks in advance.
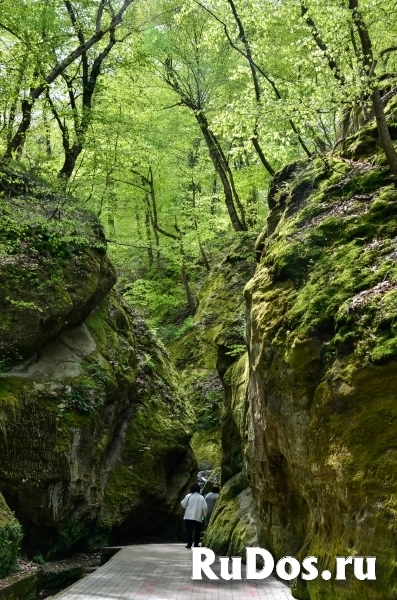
[181,483,208,548]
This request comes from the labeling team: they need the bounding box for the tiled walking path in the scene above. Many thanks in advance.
[51,544,293,600]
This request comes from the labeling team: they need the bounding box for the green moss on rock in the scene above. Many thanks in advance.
[190,430,222,470]
[0,191,195,558]
[245,132,397,599]
[0,194,115,362]
[0,493,22,578]
[204,472,266,557]
[168,235,256,472]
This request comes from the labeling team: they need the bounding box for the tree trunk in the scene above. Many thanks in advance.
[108,215,115,238]
[348,0,397,173]
[144,204,154,266]
[371,89,397,173]
[198,240,211,271]
[191,184,211,271]
[3,96,36,160]
[210,177,218,215]
[251,135,275,175]
[194,111,247,231]
[181,259,196,315]
[59,144,83,180]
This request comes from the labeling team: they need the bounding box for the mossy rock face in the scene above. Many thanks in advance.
[0,493,22,578]
[168,234,257,473]
[203,472,266,557]
[0,191,196,557]
[0,570,42,600]
[168,238,265,558]
[221,353,249,485]
[0,291,195,556]
[0,194,116,363]
[190,430,222,470]
[244,151,397,598]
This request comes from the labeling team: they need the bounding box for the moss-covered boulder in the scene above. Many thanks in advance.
[203,471,265,557]
[0,493,22,578]
[168,237,266,553]
[245,144,397,598]
[203,352,266,554]
[190,430,222,471]
[0,190,195,557]
[0,291,195,556]
[0,194,115,363]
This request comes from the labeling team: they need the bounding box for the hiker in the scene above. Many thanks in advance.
[181,483,208,549]
[205,485,220,526]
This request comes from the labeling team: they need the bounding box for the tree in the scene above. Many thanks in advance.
[149,6,248,231]
[299,0,397,171]
[0,0,134,163]
[193,0,311,160]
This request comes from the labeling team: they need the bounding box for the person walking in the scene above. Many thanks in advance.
[204,485,220,526]
[181,483,208,549]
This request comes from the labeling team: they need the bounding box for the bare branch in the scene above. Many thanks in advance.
[301,2,346,86]
[96,0,107,34]
[380,46,397,58]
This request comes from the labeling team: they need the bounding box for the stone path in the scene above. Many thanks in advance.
[51,544,293,600]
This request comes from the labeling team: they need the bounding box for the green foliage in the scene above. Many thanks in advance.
[226,343,246,358]
[121,276,188,332]
[0,495,23,578]
[3,0,395,338]
[62,382,104,414]
[196,389,223,431]
[169,317,195,341]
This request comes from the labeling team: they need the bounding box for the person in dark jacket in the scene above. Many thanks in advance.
[204,485,220,526]
[181,483,208,549]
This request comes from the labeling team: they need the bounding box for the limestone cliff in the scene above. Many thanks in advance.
[245,131,397,598]
[0,189,195,559]
[203,119,397,599]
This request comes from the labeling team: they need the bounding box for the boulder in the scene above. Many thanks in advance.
[0,192,195,557]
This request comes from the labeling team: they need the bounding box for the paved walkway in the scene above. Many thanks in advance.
[51,544,293,600]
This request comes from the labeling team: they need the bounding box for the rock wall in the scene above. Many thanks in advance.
[168,236,257,478]
[202,119,397,599]
[171,237,267,553]
[0,192,195,557]
[245,142,397,598]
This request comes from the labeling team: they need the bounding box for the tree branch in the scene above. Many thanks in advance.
[301,2,346,86]
[96,0,107,34]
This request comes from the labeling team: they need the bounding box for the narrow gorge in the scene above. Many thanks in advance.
[2,115,397,599]
[1,2,397,597]
[176,121,397,599]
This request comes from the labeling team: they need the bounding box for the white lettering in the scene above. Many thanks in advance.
[353,557,376,581]
[191,548,219,580]
[219,556,242,580]
[301,556,319,581]
[191,548,376,582]
[276,557,301,581]
[335,556,353,581]
[246,547,274,579]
